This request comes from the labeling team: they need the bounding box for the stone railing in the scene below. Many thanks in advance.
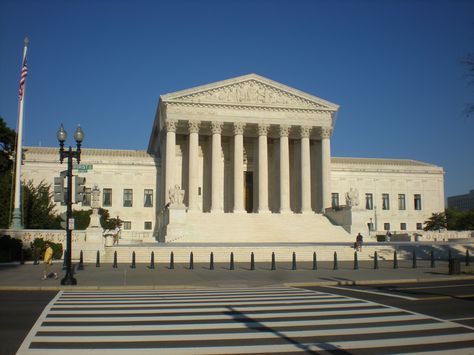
[415,230,473,242]
[0,229,87,250]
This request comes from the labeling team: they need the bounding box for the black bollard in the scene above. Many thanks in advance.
[169,252,174,270]
[393,250,398,269]
[333,251,338,270]
[250,252,255,270]
[292,252,297,270]
[33,253,39,265]
[373,251,378,269]
[96,250,100,267]
[210,252,214,270]
[431,249,435,268]
[150,251,155,269]
[77,250,84,270]
[312,252,317,270]
[20,248,25,265]
[412,250,417,269]
[113,251,118,268]
[271,252,276,270]
[131,251,136,269]
[230,252,234,270]
[466,250,470,266]
[189,252,194,270]
[354,251,358,270]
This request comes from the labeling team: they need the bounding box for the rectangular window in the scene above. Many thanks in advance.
[144,221,152,230]
[365,193,373,210]
[331,193,339,208]
[123,189,133,207]
[82,188,91,206]
[384,223,390,231]
[144,189,153,207]
[414,194,422,210]
[398,194,406,210]
[416,222,423,230]
[382,193,390,210]
[103,188,112,207]
[123,221,131,230]
[400,222,407,230]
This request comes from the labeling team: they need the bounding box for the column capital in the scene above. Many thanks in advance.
[279,124,291,137]
[300,126,312,138]
[233,122,246,135]
[257,123,270,136]
[319,127,332,139]
[188,120,200,134]
[165,119,177,133]
[211,121,223,134]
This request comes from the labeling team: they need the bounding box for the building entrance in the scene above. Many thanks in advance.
[244,171,253,213]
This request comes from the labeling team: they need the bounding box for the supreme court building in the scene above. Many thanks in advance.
[22,74,445,243]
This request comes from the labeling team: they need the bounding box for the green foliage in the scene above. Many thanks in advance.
[446,208,474,231]
[0,173,12,228]
[98,208,120,229]
[31,238,63,260]
[0,117,15,174]
[0,235,23,262]
[23,180,61,229]
[423,212,448,231]
[71,209,92,230]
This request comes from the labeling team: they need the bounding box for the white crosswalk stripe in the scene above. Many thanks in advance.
[17,287,474,354]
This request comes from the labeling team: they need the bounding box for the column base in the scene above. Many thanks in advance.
[257,209,271,214]
[279,209,293,214]
[232,209,246,214]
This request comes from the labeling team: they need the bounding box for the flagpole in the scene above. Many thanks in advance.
[10,37,29,230]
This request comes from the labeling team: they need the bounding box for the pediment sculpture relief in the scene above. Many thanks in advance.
[173,80,323,109]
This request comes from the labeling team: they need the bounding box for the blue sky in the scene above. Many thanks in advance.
[0,0,473,199]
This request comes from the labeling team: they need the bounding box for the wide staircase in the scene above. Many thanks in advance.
[165,212,352,243]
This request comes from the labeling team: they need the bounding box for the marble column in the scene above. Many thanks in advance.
[257,123,269,213]
[187,120,200,212]
[300,126,312,213]
[320,127,332,213]
[211,121,223,213]
[279,125,291,213]
[164,119,177,205]
[233,122,245,213]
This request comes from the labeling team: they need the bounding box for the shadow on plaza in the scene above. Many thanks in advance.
[224,306,351,354]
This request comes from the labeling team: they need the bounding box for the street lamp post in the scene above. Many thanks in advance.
[57,124,84,285]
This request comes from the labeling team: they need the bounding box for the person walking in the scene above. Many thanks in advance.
[42,242,57,280]
[356,233,363,252]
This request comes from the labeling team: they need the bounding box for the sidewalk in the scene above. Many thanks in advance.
[1,259,473,290]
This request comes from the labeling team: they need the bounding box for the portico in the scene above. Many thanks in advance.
[148,74,343,242]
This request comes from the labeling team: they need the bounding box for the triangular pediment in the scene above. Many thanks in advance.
[161,74,338,111]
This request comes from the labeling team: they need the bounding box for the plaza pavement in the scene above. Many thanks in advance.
[0,259,473,291]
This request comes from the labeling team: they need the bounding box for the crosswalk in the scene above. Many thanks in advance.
[17,287,474,354]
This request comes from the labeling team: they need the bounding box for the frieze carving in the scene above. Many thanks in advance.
[319,127,332,139]
[170,80,325,109]
[233,122,245,135]
[211,121,223,134]
[300,126,312,138]
[188,120,200,134]
[165,119,177,133]
[279,125,291,137]
[257,123,270,136]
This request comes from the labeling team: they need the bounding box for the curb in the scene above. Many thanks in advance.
[1,275,474,291]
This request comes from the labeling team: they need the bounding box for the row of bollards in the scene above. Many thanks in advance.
[75,248,471,270]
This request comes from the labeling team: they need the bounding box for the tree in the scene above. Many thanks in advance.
[423,212,448,231]
[463,54,474,117]
[0,117,16,228]
[446,208,474,231]
[23,180,61,229]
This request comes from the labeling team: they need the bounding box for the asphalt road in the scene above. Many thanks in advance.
[300,279,474,328]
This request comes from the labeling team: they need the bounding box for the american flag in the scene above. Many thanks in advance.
[18,55,28,100]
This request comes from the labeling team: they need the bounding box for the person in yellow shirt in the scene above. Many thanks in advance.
[42,242,57,280]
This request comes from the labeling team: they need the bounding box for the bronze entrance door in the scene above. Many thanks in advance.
[244,171,253,213]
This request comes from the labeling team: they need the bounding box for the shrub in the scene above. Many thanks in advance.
[0,235,23,262]
[31,238,63,260]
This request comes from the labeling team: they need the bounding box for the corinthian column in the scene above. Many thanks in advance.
[320,127,332,212]
[233,122,245,213]
[257,123,269,213]
[279,125,291,213]
[187,120,200,212]
[211,121,223,213]
[300,126,312,213]
[165,119,177,205]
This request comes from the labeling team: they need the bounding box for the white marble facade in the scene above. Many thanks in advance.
[20,74,445,242]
